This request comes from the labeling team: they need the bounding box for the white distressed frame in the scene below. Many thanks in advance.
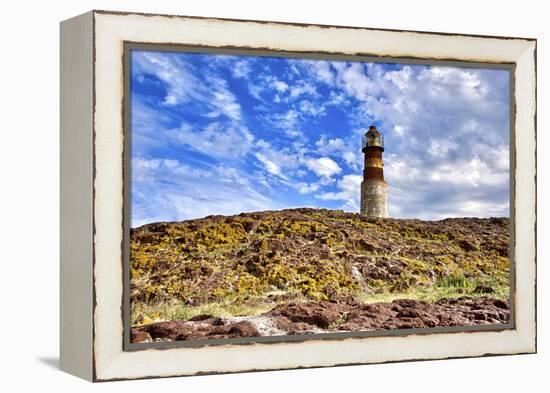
[60,10,536,381]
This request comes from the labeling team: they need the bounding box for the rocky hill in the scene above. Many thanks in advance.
[130,208,510,342]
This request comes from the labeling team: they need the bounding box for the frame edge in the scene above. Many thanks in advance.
[60,11,95,382]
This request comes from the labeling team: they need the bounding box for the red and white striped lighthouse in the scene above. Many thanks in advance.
[360,125,389,217]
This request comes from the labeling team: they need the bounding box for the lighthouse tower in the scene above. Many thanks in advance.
[360,125,389,217]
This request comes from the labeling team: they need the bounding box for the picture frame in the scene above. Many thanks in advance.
[60,10,536,381]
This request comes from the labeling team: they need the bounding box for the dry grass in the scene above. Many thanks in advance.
[131,298,275,326]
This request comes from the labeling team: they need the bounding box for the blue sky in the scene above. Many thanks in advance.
[130,50,510,227]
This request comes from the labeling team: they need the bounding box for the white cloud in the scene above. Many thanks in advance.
[427,157,508,188]
[454,200,509,216]
[206,77,242,120]
[298,100,326,117]
[296,182,320,194]
[319,176,336,186]
[132,157,211,181]
[393,125,405,136]
[248,82,265,101]
[384,150,509,219]
[310,61,334,85]
[315,136,346,152]
[317,174,362,211]
[271,79,289,92]
[289,81,318,99]
[232,59,252,78]
[255,152,286,179]
[303,156,342,178]
[290,59,335,85]
[332,62,376,101]
[343,151,359,167]
[419,67,488,100]
[267,109,299,130]
[427,139,459,159]
[215,166,250,186]
[315,136,360,170]
[169,122,254,159]
[326,91,350,106]
[384,65,413,91]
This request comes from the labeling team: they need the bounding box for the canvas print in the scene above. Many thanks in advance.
[128,49,511,344]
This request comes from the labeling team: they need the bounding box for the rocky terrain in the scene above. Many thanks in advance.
[130,208,510,342]
[132,297,510,342]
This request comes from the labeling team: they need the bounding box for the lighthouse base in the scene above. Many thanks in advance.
[360,179,389,218]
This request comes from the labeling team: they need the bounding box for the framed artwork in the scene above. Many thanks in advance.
[60,10,537,381]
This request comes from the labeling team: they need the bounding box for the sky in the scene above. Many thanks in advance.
[130,49,510,227]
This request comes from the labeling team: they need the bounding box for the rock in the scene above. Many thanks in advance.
[492,299,509,309]
[354,239,378,252]
[132,319,260,342]
[268,239,285,253]
[473,312,487,320]
[458,239,480,252]
[133,232,163,244]
[396,309,421,318]
[272,316,314,334]
[268,301,349,329]
[131,330,152,343]
[243,220,260,233]
[188,314,213,321]
[143,321,186,340]
[226,321,260,337]
[200,265,214,275]
[350,265,364,282]
[131,296,510,342]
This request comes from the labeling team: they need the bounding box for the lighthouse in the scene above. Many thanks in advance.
[360,125,389,217]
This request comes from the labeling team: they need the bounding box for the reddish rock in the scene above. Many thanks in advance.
[131,329,152,343]
[132,319,260,342]
[131,297,509,343]
[144,321,186,340]
[273,316,315,334]
[492,299,508,309]
[269,301,349,329]
[189,314,213,321]
[225,321,259,337]
[340,296,509,331]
